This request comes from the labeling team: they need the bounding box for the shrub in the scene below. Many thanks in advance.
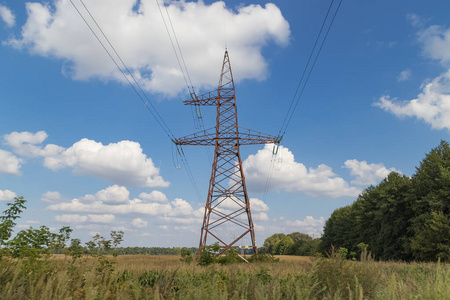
[180,247,193,263]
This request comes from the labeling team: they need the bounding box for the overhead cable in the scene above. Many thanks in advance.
[70,0,204,201]
[70,0,176,141]
[262,0,343,202]
[155,0,211,165]
[278,0,343,138]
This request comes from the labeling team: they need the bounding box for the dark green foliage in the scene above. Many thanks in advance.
[261,232,321,256]
[7,225,73,258]
[0,196,26,247]
[357,172,413,260]
[180,247,193,263]
[255,266,272,283]
[217,247,241,265]
[321,140,450,262]
[85,232,124,256]
[139,270,163,287]
[296,238,322,256]
[288,232,313,243]
[261,233,294,255]
[67,238,84,260]
[197,243,220,266]
[411,211,450,261]
[321,205,359,256]
[110,230,124,257]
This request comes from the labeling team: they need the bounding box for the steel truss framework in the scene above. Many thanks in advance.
[175,51,280,256]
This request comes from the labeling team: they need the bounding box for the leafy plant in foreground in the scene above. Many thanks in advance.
[0,196,26,248]
[197,243,220,266]
[180,247,193,263]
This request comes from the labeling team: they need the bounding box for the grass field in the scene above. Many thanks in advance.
[1,253,449,299]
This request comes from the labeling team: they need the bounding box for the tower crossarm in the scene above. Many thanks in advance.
[237,126,281,145]
[183,90,219,106]
[174,127,216,146]
[174,126,281,146]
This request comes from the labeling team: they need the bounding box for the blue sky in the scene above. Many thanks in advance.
[1,0,449,247]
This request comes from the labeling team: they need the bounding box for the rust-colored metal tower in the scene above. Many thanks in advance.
[175,51,280,256]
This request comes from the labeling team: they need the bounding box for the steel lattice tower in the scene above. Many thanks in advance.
[175,51,280,256]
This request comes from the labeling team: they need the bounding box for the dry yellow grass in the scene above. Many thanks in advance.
[3,253,449,299]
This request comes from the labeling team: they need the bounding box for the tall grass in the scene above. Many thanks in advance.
[1,253,449,299]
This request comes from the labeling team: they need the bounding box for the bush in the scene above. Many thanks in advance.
[197,243,220,266]
[180,247,193,263]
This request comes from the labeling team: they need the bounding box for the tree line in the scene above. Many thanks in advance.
[320,140,450,262]
[2,140,449,262]
[259,232,321,256]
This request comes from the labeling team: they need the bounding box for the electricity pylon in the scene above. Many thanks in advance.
[175,51,280,256]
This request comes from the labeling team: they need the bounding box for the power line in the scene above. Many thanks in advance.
[278,0,343,138]
[70,0,176,141]
[161,0,195,92]
[279,0,336,137]
[154,0,192,93]
[155,0,211,166]
[262,0,343,202]
[180,155,203,204]
[70,0,204,201]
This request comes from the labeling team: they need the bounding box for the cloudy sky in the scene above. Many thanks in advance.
[1,0,449,247]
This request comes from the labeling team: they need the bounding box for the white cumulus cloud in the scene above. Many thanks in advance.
[4,131,169,188]
[41,191,64,203]
[87,185,130,204]
[131,218,148,228]
[376,71,450,130]
[55,213,114,224]
[418,25,450,64]
[376,23,450,130]
[88,214,115,223]
[3,131,49,157]
[285,216,325,237]
[55,214,88,223]
[0,4,15,27]
[243,144,361,198]
[47,185,201,227]
[8,0,290,96]
[0,149,22,175]
[397,69,411,82]
[0,189,17,201]
[344,159,400,186]
[253,212,269,221]
[139,190,168,203]
[250,198,269,212]
[44,139,169,188]
[207,197,269,219]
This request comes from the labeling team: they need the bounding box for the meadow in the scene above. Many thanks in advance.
[1,252,449,300]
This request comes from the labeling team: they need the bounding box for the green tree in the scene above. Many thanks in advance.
[321,140,450,262]
[0,196,26,247]
[110,230,124,256]
[67,238,84,260]
[288,232,312,243]
[7,225,73,258]
[411,211,450,262]
[197,243,220,266]
[285,232,312,255]
[289,238,321,256]
[321,205,359,255]
[357,172,412,260]
[180,247,193,263]
[276,235,294,255]
[263,233,293,255]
